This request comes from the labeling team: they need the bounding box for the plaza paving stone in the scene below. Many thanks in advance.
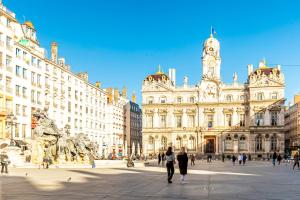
[1,160,300,200]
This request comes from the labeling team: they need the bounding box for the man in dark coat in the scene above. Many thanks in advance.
[177,147,188,184]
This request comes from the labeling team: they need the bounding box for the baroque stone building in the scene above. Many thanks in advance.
[142,34,285,158]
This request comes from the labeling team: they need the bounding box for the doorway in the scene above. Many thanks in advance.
[205,136,216,154]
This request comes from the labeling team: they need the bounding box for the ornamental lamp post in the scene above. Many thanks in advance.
[7,113,17,146]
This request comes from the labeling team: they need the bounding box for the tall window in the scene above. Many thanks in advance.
[22,68,27,79]
[15,123,20,138]
[207,114,213,128]
[271,92,278,100]
[148,97,154,104]
[225,135,233,150]
[239,135,247,150]
[189,97,195,103]
[15,85,21,96]
[255,112,264,126]
[226,95,233,102]
[270,136,277,151]
[37,91,41,104]
[225,114,232,126]
[270,111,278,126]
[160,115,166,128]
[188,115,195,127]
[161,137,167,150]
[177,97,182,103]
[255,135,263,151]
[31,72,35,84]
[37,74,41,86]
[257,92,264,101]
[240,114,245,127]
[31,90,35,103]
[16,104,20,115]
[160,96,166,103]
[16,65,21,76]
[147,115,153,128]
[188,136,196,150]
[22,124,26,138]
[176,115,182,128]
[22,87,27,98]
[176,137,182,149]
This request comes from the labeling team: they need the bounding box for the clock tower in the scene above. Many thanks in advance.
[202,34,221,81]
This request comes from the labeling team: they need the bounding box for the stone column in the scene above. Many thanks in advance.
[216,135,219,155]
[233,139,239,153]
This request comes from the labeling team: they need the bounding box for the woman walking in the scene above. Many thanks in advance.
[232,154,236,166]
[293,152,299,170]
[177,147,188,184]
[165,147,175,183]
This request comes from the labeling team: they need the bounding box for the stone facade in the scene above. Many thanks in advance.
[142,34,285,158]
[285,94,300,147]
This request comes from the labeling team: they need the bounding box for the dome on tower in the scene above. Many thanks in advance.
[24,21,35,29]
[204,34,220,49]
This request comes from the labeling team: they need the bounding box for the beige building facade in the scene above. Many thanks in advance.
[285,94,300,148]
[142,34,285,158]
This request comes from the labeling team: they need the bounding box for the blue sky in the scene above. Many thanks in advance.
[6,0,300,104]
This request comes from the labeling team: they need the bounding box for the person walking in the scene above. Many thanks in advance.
[232,154,236,166]
[177,147,188,184]
[242,153,247,166]
[293,152,299,170]
[161,152,165,167]
[222,153,225,162]
[89,153,96,168]
[191,154,195,166]
[238,154,243,165]
[272,151,277,167]
[158,153,162,166]
[277,154,282,165]
[165,147,175,183]
[0,151,9,174]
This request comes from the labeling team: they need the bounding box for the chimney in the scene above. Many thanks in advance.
[114,88,119,102]
[168,68,176,86]
[107,88,113,104]
[247,64,253,76]
[132,91,137,103]
[122,87,127,98]
[95,81,101,88]
[51,42,58,64]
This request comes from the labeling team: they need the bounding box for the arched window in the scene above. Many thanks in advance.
[148,136,155,150]
[147,96,154,104]
[188,136,196,150]
[256,135,263,151]
[240,95,245,101]
[225,135,233,150]
[176,136,182,150]
[271,92,278,100]
[270,135,277,151]
[160,96,167,104]
[239,135,247,150]
[189,96,195,103]
[161,136,167,150]
[226,95,233,102]
[177,97,183,103]
[257,93,264,101]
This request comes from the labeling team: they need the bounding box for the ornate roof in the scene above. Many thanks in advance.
[144,65,170,82]
[24,21,35,29]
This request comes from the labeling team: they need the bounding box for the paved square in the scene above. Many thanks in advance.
[1,160,300,200]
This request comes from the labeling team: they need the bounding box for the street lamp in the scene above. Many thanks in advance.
[6,112,17,146]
